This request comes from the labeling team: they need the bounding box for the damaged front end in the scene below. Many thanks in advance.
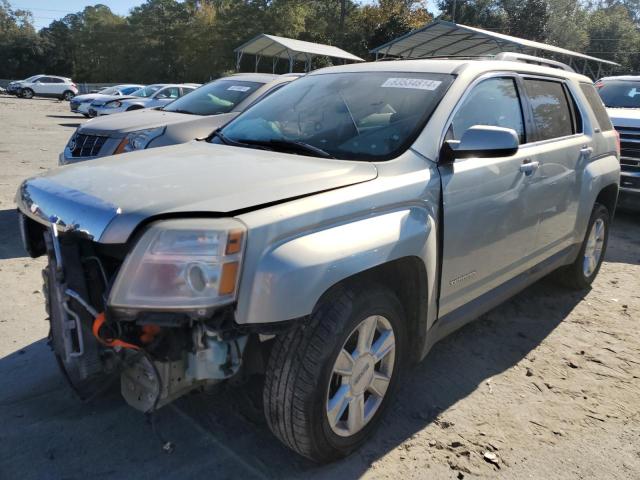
[22,208,250,413]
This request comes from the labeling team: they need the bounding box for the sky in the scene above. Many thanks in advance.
[13,0,439,30]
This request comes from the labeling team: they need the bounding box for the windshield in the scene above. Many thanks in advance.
[215,72,454,161]
[131,85,163,98]
[597,80,640,108]
[164,79,263,115]
[24,75,39,82]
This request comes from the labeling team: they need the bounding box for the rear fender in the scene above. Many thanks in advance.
[575,154,620,240]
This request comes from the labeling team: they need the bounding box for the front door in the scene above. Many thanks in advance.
[438,75,540,316]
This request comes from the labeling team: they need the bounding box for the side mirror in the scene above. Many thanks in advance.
[440,125,519,163]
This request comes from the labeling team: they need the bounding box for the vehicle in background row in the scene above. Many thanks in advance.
[70,85,145,117]
[596,76,640,210]
[11,75,78,100]
[88,83,200,117]
[60,74,298,165]
[17,56,619,463]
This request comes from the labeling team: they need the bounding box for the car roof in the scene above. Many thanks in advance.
[308,58,591,83]
[227,72,281,83]
[598,75,640,82]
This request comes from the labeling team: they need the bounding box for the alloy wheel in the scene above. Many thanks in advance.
[583,218,605,277]
[326,315,396,437]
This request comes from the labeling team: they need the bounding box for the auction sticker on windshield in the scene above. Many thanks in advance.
[227,86,252,92]
[381,78,442,90]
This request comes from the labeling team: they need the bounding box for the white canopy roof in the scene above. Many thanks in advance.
[235,34,364,72]
[371,21,618,77]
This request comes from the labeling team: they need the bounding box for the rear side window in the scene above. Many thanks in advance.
[50,78,64,83]
[581,83,614,131]
[523,79,574,140]
[450,77,525,143]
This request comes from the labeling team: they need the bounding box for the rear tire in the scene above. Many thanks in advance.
[21,88,34,99]
[555,203,610,290]
[62,90,75,101]
[263,283,406,463]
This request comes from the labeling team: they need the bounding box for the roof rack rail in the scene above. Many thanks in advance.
[375,54,494,62]
[493,52,574,72]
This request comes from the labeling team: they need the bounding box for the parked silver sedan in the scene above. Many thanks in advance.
[60,74,298,164]
[88,83,200,117]
[70,84,144,117]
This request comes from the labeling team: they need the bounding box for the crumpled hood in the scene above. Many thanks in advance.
[90,94,122,105]
[17,141,378,244]
[73,93,117,104]
[80,109,197,136]
[606,108,640,128]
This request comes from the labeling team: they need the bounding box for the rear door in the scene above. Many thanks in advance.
[438,74,540,316]
[520,77,588,258]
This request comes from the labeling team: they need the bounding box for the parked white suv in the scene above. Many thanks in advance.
[15,74,78,100]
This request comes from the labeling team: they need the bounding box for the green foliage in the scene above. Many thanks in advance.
[1,0,639,81]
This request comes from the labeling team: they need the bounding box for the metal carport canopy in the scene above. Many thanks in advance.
[235,34,364,72]
[371,20,618,78]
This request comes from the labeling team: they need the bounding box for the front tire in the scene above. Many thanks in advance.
[21,88,34,99]
[263,283,406,462]
[555,203,610,289]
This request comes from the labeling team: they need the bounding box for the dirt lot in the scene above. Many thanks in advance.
[0,95,639,480]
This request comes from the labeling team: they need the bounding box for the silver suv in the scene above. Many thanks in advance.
[16,56,620,463]
[596,76,640,209]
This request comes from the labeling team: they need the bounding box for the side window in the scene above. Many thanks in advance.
[580,83,614,132]
[157,87,180,99]
[181,87,195,96]
[50,78,64,84]
[523,79,574,140]
[450,77,525,143]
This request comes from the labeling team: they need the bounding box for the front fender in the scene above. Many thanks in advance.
[238,208,432,324]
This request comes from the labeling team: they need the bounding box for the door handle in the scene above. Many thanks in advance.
[520,159,540,176]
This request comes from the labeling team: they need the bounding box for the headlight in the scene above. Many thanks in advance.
[108,218,246,311]
[106,101,122,108]
[114,126,165,154]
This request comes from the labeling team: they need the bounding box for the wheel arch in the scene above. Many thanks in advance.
[576,154,620,241]
[315,256,429,362]
[595,182,619,215]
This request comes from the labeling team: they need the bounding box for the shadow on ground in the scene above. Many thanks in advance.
[58,123,81,128]
[46,115,82,119]
[0,209,27,260]
[1,279,586,480]
[608,211,640,265]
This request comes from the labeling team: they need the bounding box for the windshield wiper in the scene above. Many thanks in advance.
[239,139,335,159]
[164,108,195,115]
[209,129,271,150]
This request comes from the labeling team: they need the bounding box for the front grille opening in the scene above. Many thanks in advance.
[71,134,107,158]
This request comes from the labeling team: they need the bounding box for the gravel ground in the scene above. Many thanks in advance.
[0,95,639,480]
